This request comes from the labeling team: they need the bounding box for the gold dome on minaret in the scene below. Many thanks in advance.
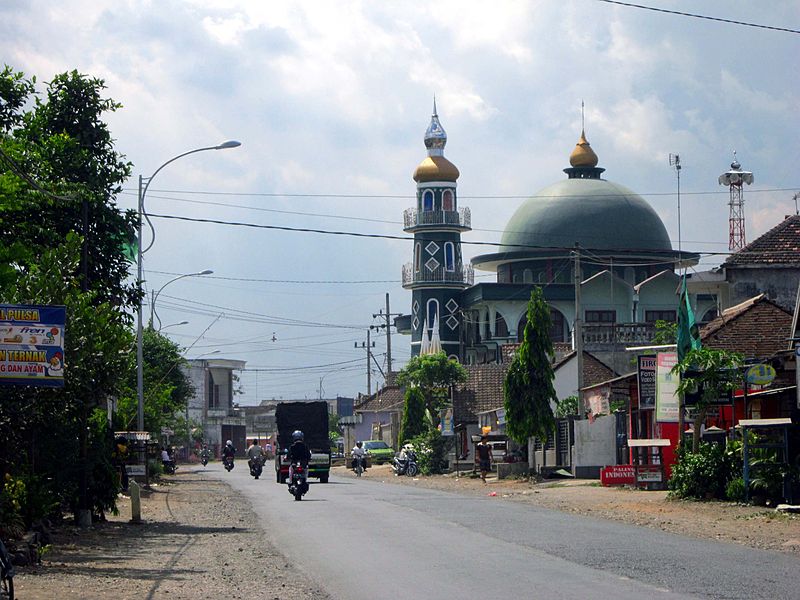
[413,100,460,183]
[569,130,599,168]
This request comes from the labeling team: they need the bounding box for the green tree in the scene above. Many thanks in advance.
[399,387,427,444]
[0,66,136,309]
[503,287,556,445]
[673,347,743,452]
[115,327,194,435]
[652,320,677,345]
[0,65,137,526]
[395,352,467,418]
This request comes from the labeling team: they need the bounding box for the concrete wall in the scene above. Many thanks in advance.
[573,414,617,478]
[727,268,800,313]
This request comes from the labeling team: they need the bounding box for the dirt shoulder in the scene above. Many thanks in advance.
[339,464,800,555]
[14,470,330,600]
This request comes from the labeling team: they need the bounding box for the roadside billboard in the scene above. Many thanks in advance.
[637,355,656,409]
[655,352,679,422]
[0,304,66,387]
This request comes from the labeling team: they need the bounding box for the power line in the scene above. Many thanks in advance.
[595,0,800,34]
[148,210,784,259]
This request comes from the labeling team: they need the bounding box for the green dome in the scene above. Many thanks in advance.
[499,178,672,253]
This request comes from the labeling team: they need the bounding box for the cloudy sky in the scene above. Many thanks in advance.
[3,1,798,403]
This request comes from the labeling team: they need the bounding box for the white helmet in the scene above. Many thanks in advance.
[226,440,232,446]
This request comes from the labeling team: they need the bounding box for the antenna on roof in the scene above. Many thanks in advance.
[669,153,682,258]
[581,100,585,132]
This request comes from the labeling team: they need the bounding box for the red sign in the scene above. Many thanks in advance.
[600,465,635,486]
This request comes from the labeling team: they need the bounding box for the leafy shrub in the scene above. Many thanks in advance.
[668,443,732,500]
[725,477,747,502]
[408,429,453,475]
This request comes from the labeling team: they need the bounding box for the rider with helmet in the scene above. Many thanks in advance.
[351,440,367,471]
[287,430,311,466]
[222,439,236,461]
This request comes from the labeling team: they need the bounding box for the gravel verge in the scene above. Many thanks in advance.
[14,470,331,600]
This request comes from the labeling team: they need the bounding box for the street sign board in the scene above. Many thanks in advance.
[655,352,679,422]
[600,465,635,486]
[745,364,776,386]
[0,304,66,387]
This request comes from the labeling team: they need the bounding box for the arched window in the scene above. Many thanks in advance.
[414,243,421,272]
[549,308,565,343]
[523,269,533,283]
[444,242,455,271]
[427,299,439,330]
[423,190,434,212]
[517,315,528,342]
[442,189,454,211]
[512,272,521,283]
[495,313,509,338]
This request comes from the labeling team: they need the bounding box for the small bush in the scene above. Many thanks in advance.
[668,443,732,500]
[408,429,453,475]
[725,477,747,502]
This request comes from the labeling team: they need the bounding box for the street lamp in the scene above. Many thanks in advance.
[136,141,240,432]
[160,320,189,331]
[150,269,213,330]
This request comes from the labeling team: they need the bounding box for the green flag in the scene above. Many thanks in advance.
[120,227,138,263]
[677,275,701,362]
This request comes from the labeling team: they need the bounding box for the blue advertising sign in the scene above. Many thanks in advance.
[0,304,66,387]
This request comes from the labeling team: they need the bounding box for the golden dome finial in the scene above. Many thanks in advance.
[569,129,599,168]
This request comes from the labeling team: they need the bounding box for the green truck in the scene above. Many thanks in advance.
[274,401,331,483]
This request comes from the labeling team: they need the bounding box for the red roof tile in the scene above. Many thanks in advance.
[724,215,800,266]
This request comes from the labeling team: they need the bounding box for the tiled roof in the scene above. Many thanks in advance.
[354,385,404,413]
[724,215,800,266]
[700,294,793,359]
[452,364,509,425]
[554,350,616,387]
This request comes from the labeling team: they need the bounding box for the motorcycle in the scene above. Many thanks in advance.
[350,454,367,477]
[249,455,264,479]
[392,450,419,477]
[200,455,208,467]
[162,460,177,475]
[288,461,309,501]
[0,537,15,600]
[223,455,235,472]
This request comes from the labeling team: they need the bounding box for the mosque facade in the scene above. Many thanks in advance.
[397,108,706,374]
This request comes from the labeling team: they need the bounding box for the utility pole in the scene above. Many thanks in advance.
[355,330,376,396]
[574,242,584,412]
[372,293,402,382]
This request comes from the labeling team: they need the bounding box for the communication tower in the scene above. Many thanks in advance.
[718,151,753,251]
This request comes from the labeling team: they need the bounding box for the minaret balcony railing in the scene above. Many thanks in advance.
[402,263,474,288]
[403,207,471,231]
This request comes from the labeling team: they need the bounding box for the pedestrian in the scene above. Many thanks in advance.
[112,435,129,492]
[475,436,492,483]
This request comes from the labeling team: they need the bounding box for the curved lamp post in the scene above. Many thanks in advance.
[150,269,213,331]
[137,141,240,431]
[160,320,189,331]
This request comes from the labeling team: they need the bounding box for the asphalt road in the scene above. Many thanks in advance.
[206,463,798,600]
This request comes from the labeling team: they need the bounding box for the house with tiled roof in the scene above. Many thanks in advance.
[351,385,405,450]
[700,294,793,360]
[689,215,800,317]
[724,215,800,312]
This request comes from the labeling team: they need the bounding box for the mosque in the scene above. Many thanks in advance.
[395,106,707,373]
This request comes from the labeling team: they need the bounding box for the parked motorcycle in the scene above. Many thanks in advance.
[392,450,419,477]
[223,455,235,472]
[288,461,309,501]
[249,456,264,479]
[0,537,15,600]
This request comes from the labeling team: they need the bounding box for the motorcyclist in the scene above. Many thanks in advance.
[287,430,311,481]
[199,444,211,463]
[222,439,236,465]
[351,441,367,471]
[247,439,265,470]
